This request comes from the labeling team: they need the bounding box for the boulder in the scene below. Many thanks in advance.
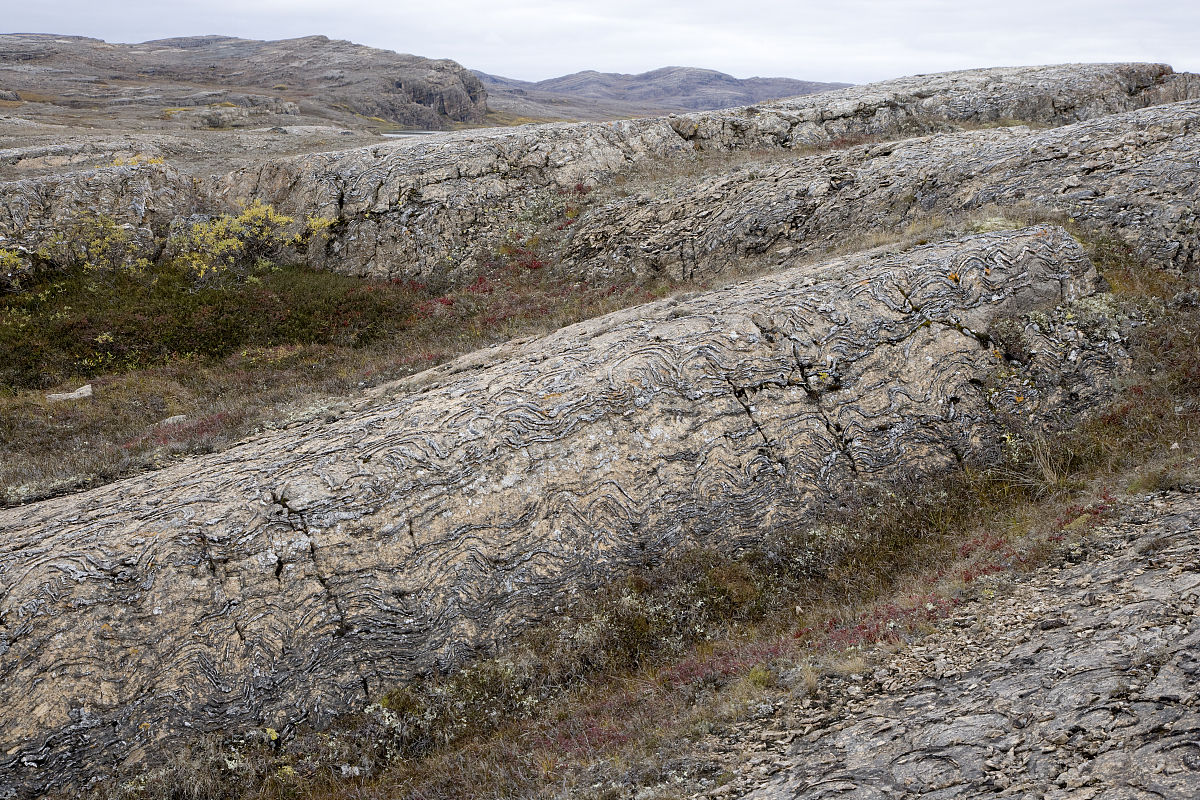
[45,384,92,402]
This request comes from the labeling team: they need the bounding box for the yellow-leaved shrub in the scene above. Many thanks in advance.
[170,201,295,286]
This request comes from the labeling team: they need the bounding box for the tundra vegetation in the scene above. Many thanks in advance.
[25,197,1195,800]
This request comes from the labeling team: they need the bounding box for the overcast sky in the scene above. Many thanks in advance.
[5,1,1197,84]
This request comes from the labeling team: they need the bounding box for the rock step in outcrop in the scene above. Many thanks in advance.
[563,97,1200,281]
[2,64,1196,282]
[0,226,1124,796]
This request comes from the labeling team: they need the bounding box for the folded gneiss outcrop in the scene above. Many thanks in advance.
[219,63,1200,280]
[564,98,1200,280]
[0,226,1124,794]
[2,61,1195,797]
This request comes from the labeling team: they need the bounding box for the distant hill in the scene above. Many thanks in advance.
[475,66,850,120]
[0,34,487,129]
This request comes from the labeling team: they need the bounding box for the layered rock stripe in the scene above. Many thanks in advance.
[2,64,1196,281]
[0,227,1122,795]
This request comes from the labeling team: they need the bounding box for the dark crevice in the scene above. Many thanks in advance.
[783,351,859,475]
[272,488,375,702]
[724,376,790,474]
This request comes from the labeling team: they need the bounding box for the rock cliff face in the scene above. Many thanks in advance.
[669,62,1200,148]
[0,162,199,254]
[0,227,1123,796]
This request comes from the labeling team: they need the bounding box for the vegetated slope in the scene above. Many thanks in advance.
[0,226,1123,797]
[0,33,486,129]
[475,66,850,120]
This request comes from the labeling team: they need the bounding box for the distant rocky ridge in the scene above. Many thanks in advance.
[475,66,850,119]
[0,33,486,129]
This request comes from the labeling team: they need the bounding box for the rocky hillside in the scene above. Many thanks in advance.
[3,63,1192,284]
[0,226,1123,795]
[0,34,486,129]
[1,61,1199,798]
[476,66,849,120]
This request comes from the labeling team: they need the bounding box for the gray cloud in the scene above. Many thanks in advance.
[5,0,1197,83]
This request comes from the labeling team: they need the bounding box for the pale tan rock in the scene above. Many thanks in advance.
[44,384,92,402]
[0,226,1123,795]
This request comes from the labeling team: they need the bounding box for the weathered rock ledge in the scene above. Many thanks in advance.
[0,227,1122,796]
[563,98,1200,280]
[2,64,1195,282]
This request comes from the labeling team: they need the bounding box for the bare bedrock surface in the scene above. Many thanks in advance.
[694,490,1200,800]
[0,227,1123,795]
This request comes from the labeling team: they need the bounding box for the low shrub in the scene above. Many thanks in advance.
[169,201,297,287]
